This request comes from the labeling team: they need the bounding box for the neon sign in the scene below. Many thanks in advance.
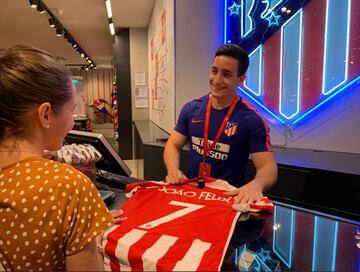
[225,0,360,126]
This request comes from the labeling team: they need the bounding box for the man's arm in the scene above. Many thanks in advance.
[163,130,188,183]
[226,151,278,204]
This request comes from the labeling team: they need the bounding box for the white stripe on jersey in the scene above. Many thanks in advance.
[102,224,120,271]
[173,239,211,271]
[115,229,147,270]
[142,235,178,270]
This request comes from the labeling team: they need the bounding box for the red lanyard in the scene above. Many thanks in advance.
[202,95,239,160]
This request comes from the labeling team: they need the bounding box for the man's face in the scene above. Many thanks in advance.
[209,55,245,100]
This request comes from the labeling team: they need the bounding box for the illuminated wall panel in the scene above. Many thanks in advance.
[224,0,360,126]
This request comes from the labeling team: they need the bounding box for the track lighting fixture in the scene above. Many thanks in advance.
[56,27,63,37]
[29,0,96,68]
[37,2,45,13]
[48,18,56,28]
[29,0,37,9]
[64,32,71,41]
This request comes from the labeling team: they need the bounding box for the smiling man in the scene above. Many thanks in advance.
[163,44,278,204]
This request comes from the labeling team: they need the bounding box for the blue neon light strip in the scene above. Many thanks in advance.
[224,0,228,43]
[322,0,351,95]
[272,206,295,268]
[244,45,262,96]
[312,217,339,271]
[260,0,284,19]
[279,9,303,119]
[241,0,255,38]
[238,86,286,124]
[293,75,360,124]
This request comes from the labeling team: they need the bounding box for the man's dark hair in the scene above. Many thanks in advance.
[214,44,249,76]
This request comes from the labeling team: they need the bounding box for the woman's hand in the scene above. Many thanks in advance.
[110,209,127,224]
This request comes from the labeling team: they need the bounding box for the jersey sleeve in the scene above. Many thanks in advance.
[61,167,114,256]
[248,115,272,153]
[174,102,191,136]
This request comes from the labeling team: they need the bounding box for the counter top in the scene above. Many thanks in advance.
[222,201,359,271]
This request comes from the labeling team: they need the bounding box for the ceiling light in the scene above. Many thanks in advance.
[37,2,45,13]
[29,0,37,8]
[108,18,115,36]
[105,0,112,18]
[109,23,115,35]
[48,18,56,28]
[80,53,85,58]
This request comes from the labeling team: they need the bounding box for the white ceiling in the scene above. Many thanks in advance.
[0,0,156,68]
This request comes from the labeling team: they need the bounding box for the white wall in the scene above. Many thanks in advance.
[174,0,224,120]
[130,28,150,121]
[147,0,175,133]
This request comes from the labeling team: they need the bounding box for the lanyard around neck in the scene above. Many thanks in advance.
[202,95,239,160]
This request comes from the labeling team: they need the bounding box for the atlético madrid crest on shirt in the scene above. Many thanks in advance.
[225,0,360,126]
[224,121,238,137]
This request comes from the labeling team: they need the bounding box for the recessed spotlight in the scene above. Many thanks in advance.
[29,0,37,8]
[48,18,56,28]
[56,27,63,37]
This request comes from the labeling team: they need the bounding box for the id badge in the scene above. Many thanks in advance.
[199,162,211,178]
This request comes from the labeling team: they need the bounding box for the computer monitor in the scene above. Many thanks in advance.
[64,130,132,177]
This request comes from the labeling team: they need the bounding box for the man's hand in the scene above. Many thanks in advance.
[225,181,263,204]
[165,169,188,184]
[110,209,127,224]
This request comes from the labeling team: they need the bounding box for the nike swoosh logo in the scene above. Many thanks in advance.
[191,119,205,124]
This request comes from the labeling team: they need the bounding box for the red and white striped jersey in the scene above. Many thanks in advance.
[102,179,241,271]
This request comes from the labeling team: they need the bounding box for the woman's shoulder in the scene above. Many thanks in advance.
[19,156,94,189]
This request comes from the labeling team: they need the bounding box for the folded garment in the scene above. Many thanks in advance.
[232,197,274,213]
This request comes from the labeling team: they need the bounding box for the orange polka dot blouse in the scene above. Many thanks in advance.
[0,156,114,271]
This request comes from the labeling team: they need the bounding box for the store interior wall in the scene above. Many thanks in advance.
[130,28,150,121]
[174,0,225,121]
[72,69,114,123]
[72,0,359,157]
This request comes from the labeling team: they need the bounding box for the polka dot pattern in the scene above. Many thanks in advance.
[0,156,114,271]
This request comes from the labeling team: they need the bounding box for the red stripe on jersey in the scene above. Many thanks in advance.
[242,99,272,151]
